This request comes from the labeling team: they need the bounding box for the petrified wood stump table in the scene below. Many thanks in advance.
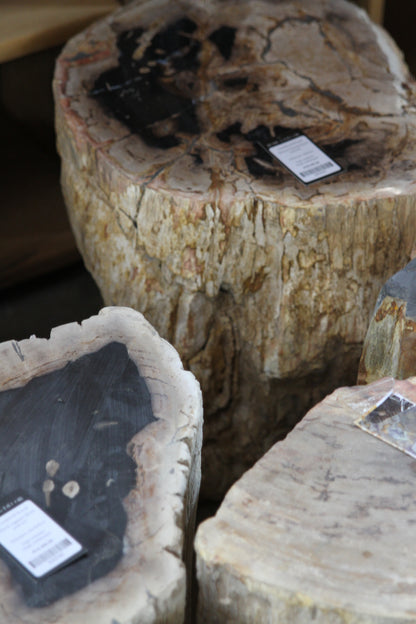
[0,307,202,623]
[54,0,416,498]
[358,258,416,384]
[195,376,416,623]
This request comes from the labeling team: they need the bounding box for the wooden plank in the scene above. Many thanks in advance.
[354,0,385,24]
[367,0,385,24]
[0,1,119,64]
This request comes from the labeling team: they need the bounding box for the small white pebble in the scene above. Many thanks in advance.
[123,536,131,555]
[45,459,60,477]
[42,479,55,507]
[62,481,80,498]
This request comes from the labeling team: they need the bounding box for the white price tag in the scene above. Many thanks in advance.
[0,495,84,578]
[355,392,416,460]
[267,133,342,184]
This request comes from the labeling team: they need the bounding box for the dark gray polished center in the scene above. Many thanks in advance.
[0,341,155,607]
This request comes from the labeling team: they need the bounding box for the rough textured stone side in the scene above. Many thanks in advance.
[0,307,202,624]
[54,0,416,497]
[359,258,416,383]
[195,377,416,623]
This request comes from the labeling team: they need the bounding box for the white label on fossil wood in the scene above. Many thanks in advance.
[267,134,342,184]
[355,392,416,459]
[0,495,84,578]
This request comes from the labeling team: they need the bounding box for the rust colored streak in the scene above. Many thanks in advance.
[374,299,406,323]
[243,267,266,293]
[399,320,416,379]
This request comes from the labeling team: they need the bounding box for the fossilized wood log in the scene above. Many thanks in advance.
[358,258,416,384]
[0,307,202,623]
[195,377,416,623]
[54,0,416,498]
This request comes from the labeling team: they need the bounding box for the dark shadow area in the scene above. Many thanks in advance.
[0,263,103,343]
[384,0,416,77]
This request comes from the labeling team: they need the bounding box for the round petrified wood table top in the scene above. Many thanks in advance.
[56,0,416,202]
[195,377,416,622]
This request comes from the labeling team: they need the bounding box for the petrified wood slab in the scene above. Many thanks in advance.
[358,258,416,384]
[195,377,416,623]
[54,0,416,498]
[0,307,202,623]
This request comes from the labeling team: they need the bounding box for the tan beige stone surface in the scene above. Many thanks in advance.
[0,307,202,623]
[54,0,416,497]
[195,377,416,623]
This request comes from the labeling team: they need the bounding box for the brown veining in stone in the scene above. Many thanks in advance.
[54,0,416,497]
[196,377,416,622]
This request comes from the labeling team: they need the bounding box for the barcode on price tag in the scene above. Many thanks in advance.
[265,133,342,184]
[0,494,85,578]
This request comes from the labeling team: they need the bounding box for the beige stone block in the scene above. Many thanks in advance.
[196,377,416,622]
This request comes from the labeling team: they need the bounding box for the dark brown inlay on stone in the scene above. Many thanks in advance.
[0,341,155,607]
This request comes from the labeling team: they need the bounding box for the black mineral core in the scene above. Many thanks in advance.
[91,18,201,148]
[0,341,156,607]
[90,14,360,181]
[208,25,236,60]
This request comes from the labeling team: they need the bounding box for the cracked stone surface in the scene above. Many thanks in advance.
[54,0,416,498]
[195,376,416,623]
[0,307,202,623]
